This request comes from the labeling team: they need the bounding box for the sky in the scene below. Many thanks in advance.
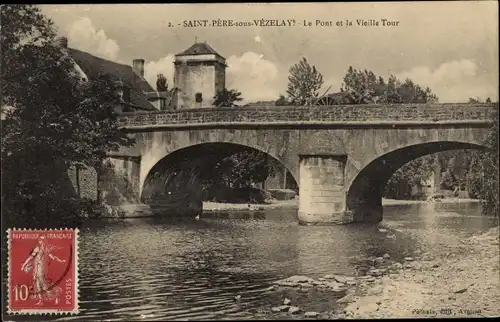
[41,2,498,103]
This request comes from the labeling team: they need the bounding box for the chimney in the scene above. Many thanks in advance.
[133,59,145,77]
[54,36,68,48]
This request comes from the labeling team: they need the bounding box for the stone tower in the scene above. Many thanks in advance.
[174,42,226,109]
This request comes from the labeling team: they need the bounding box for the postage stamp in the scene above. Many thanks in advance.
[7,228,79,315]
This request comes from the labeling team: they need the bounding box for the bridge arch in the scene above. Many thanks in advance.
[139,142,298,215]
[136,130,299,196]
[345,140,490,222]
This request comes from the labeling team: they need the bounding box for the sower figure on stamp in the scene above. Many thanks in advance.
[21,236,66,305]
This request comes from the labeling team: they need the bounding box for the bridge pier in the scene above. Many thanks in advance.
[298,155,354,225]
[98,156,142,205]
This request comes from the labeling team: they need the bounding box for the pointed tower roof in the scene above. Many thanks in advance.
[175,42,225,59]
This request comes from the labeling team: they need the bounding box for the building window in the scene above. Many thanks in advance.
[160,99,166,110]
[195,92,203,103]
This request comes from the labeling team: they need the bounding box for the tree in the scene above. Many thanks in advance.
[189,145,283,202]
[466,109,498,216]
[469,97,493,104]
[275,94,290,106]
[211,150,282,189]
[468,97,482,104]
[1,5,134,227]
[341,67,380,104]
[213,88,243,107]
[340,67,438,105]
[156,73,168,92]
[384,155,435,200]
[286,57,324,105]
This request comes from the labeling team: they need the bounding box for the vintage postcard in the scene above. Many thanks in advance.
[1,2,498,321]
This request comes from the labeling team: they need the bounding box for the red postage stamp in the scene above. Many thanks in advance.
[7,228,79,314]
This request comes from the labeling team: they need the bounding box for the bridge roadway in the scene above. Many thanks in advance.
[104,103,496,225]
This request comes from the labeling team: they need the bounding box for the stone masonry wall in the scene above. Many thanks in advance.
[174,64,216,109]
[98,157,141,205]
[67,165,98,200]
[298,155,348,224]
[119,103,496,128]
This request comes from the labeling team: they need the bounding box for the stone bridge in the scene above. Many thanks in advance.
[101,103,496,224]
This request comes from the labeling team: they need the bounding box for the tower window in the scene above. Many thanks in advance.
[195,92,203,103]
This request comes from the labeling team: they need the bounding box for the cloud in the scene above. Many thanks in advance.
[66,17,120,61]
[395,59,498,103]
[226,52,281,102]
[254,35,261,43]
[144,55,175,90]
[66,17,173,90]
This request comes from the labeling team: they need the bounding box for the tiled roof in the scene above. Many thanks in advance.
[176,42,225,59]
[68,48,155,110]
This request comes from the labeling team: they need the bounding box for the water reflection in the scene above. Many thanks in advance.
[39,202,495,321]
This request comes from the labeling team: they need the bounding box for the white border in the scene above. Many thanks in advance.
[6,228,80,315]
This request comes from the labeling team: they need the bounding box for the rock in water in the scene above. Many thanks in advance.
[271,305,290,312]
[283,298,291,305]
[333,275,348,284]
[392,262,403,269]
[304,311,319,318]
[383,253,390,259]
[368,268,385,277]
[404,257,414,262]
[274,275,315,287]
[289,306,301,314]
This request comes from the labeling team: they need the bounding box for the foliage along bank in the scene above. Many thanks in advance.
[1,5,134,228]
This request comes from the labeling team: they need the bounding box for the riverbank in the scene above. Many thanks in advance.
[203,199,299,212]
[203,197,480,212]
[251,224,499,319]
[382,197,481,205]
[338,225,499,318]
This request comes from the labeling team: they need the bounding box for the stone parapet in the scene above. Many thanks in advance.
[118,103,496,129]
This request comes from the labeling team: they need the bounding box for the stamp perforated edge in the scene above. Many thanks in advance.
[6,228,80,315]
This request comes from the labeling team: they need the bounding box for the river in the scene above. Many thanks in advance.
[54,202,496,321]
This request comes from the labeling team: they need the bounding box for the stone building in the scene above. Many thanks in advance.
[38,37,227,205]
[51,37,165,202]
[174,42,227,109]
